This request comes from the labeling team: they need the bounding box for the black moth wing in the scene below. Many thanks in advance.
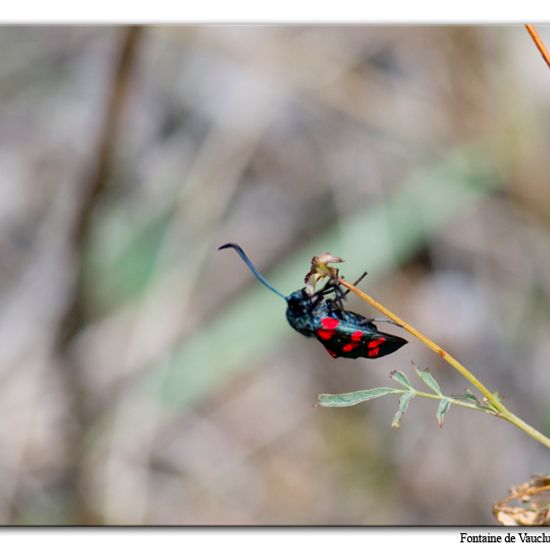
[314,306,408,359]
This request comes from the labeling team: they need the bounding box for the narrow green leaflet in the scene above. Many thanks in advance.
[453,388,482,406]
[390,369,413,390]
[317,387,402,408]
[415,367,443,395]
[391,392,415,429]
[436,399,452,427]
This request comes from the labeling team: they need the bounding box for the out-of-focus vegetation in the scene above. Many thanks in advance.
[0,25,549,525]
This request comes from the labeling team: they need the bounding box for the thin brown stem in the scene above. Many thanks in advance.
[525,24,550,70]
[338,277,550,449]
[499,484,550,505]
[338,277,503,412]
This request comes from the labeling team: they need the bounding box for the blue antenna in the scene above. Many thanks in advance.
[218,243,287,300]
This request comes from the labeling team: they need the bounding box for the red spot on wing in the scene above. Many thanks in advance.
[327,348,338,358]
[321,317,340,329]
[342,343,359,352]
[351,331,363,342]
[368,347,380,357]
[317,329,335,340]
[368,338,385,348]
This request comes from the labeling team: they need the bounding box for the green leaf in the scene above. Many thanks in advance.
[390,369,413,390]
[453,388,482,406]
[436,399,452,427]
[415,367,443,395]
[86,211,172,312]
[317,387,402,408]
[391,392,415,429]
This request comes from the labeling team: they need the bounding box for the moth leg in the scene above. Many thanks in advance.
[314,271,369,310]
[331,271,367,308]
[312,281,338,306]
[339,271,367,298]
[318,272,367,299]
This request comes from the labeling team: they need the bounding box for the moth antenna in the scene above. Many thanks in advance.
[218,243,287,300]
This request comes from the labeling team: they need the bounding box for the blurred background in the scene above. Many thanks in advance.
[0,25,549,525]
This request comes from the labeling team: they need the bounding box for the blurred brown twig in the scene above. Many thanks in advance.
[54,26,143,524]
[60,26,143,345]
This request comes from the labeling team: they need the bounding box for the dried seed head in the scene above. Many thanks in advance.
[304,252,344,294]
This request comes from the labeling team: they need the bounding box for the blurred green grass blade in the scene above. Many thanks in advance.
[86,210,173,313]
[142,145,501,411]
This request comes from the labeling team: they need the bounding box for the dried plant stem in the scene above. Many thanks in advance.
[338,277,550,449]
[525,24,550,70]
[499,483,549,504]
